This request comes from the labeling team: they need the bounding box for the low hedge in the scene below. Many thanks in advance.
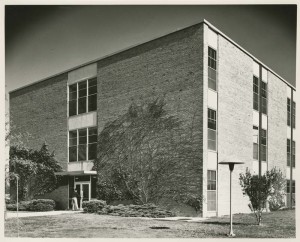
[6,199,56,212]
[82,200,107,213]
[82,200,174,218]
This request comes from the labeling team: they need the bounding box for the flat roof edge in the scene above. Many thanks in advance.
[203,19,296,90]
[9,19,295,94]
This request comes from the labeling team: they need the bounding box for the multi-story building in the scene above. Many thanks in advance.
[9,20,296,217]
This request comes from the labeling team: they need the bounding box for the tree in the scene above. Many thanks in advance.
[239,168,286,225]
[9,143,62,201]
[94,98,203,211]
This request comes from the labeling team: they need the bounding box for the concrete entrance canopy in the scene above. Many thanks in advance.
[55,171,97,176]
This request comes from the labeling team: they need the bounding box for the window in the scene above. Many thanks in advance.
[261,81,267,114]
[287,139,291,166]
[261,129,267,162]
[208,47,217,91]
[69,127,97,162]
[207,170,217,211]
[287,180,295,194]
[292,141,295,168]
[287,98,291,126]
[253,76,259,111]
[253,126,259,160]
[292,101,296,128]
[208,109,217,151]
[68,78,97,117]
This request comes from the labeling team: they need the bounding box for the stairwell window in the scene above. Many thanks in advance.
[292,102,296,128]
[253,126,259,160]
[261,81,268,114]
[287,98,291,126]
[253,76,259,111]
[208,47,217,91]
[207,170,217,211]
[68,77,97,117]
[287,139,291,166]
[69,127,97,162]
[292,141,295,168]
[261,129,267,162]
[208,108,217,151]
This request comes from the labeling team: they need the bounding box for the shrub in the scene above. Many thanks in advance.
[82,200,107,213]
[5,199,55,212]
[27,199,55,211]
[239,168,285,225]
[83,201,175,218]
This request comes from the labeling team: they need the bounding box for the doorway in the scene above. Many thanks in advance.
[75,182,90,208]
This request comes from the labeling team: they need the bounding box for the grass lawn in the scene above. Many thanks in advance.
[5,209,295,238]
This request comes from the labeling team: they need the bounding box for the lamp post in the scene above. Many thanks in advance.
[219,160,244,237]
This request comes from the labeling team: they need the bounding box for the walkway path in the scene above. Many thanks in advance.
[6,210,83,218]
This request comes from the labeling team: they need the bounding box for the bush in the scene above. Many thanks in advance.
[268,195,285,211]
[83,201,175,218]
[82,200,107,213]
[27,199,55,211]
[6,199,55,212]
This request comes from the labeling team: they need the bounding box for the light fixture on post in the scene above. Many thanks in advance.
[219,160,244,237]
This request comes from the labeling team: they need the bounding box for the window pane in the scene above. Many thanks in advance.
[208,129,216,140]
[88,143,97,160]
[253,143,258,160]
[89,128,97,143]
[69,146,77,162]
[69,91,77,100]
[261,146,267,161]
[69,84,77,93]
[78,97,87,114]
[78,145,87,161]
[88,95,97,112]
[89,77,97,87]
[286,180,290,193]
[69,100,77,116]
[79,81,87,98]
[253,93,259,111]
[207,191,216,211]
[208,109,216,130]
[78,129,87,144]
[262,98,267,114]
[69,130,77,142]
[208,140,216,150]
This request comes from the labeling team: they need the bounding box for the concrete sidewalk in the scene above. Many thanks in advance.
[6,210,83,218]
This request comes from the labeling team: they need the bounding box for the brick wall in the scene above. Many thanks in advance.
[268,72,287,174]
[96,24,204,215]
[217,35,253,216]
[10,73,68,170]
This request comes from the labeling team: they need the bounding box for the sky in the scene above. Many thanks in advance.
[5,4,297,95]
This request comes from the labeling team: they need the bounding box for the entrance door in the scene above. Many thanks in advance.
[75,182,90,208]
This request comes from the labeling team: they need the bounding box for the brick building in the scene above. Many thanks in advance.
[9,20,296,216]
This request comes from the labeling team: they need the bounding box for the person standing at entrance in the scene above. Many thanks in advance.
[72,188,79,211]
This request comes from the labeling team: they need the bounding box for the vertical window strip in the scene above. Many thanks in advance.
[292,141,295,168]
[208,108,217,151]
[253,76,259,111]
[287,139,291,166]
[253,126,259,160]
[287,98,291,126]
[292,102,296,128]
[207,170,217,211]
[261,81,268,114]
[261,128,267,161]
[208,47,217,91]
